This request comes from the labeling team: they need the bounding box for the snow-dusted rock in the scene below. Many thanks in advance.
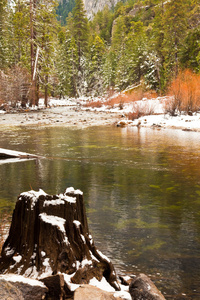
[74,284,116,300]
[0,274,47,300]
[0,278,24,299]
[129,273,166,300]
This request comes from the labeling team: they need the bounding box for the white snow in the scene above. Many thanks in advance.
[81,258,92,268]
[4,245,15,256]
[19,189,47,210]
[81,234,86,244]
[13,255,22,263]
[89,277,115,292]
[114,290,132,300]
[63,273,80,292]
[0,274,46,288]
[73,220,81,227]
[39,213,67,234]
[0,148,31,157]
[43,199,65,206]
[58,193,77,204]
[96,249,110,263]
[24,266,38,278]
[41,251,46,257]
[65,187,83,196]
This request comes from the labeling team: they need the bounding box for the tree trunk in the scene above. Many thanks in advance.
[0,188,120,294]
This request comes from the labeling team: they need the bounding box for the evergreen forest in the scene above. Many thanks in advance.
[0,0,199,107]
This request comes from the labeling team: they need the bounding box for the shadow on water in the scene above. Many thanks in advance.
[0,125,200,299]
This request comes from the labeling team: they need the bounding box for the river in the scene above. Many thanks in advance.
[0,125,200,299]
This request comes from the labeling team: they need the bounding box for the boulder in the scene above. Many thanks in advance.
[74,285,116,300]
[40,274,66,299]
[0,278,24,300]
[0,274,48,300]
[0,187,120,296]
[129,273,166,300]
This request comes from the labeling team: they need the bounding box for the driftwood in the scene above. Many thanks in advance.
[0,148,38,159]
[0,188,120,295]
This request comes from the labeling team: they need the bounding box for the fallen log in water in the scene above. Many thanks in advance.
[0,148,38,159]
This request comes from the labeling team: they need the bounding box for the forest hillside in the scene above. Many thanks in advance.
[0,0,199,111]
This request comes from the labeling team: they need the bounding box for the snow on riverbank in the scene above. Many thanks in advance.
[0,96,200,132]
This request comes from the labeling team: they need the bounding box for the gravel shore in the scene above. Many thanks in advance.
[0,106,121,128]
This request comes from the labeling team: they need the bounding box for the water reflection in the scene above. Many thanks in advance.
[0,126,200,299]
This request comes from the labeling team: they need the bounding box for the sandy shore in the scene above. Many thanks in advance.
[0,106,122,128]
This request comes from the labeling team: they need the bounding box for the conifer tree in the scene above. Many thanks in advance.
[87,35,105,95]
[162,0,188,78]
[72,0,89,71]
[0,0,8,68]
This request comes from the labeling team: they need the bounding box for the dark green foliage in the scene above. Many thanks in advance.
[56,0,75,25]
[0,0,199,99]
[180,29,200,72]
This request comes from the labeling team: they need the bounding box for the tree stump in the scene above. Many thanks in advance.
[0,188,120,293]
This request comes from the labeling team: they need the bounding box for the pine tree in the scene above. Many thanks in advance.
[162,0,189,78]
[57,29,79,97]
[0,0,9,69]
[87,35,105,95]
[72,0,89,71]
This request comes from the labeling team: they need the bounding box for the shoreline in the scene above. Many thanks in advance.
[0,106,121,128]
[1,102,200,133]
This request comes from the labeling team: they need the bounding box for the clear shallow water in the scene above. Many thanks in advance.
[0,125,200,299]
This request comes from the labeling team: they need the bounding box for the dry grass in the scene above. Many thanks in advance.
[127,100,156,120]
[166,69,200,115]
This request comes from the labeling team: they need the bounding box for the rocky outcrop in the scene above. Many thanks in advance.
[74,285,116,300]
[0,274,48,300]
[0,187,120,297]
[83,0,120,20]
[0,278,24,300]
[129,273,166,300]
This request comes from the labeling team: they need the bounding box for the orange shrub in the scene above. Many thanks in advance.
[83,88,157,110]
[128,100,156,120]
[166,70,200,115]
[83,100,103,108]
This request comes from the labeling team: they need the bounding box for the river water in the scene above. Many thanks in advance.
[0,125,200,299]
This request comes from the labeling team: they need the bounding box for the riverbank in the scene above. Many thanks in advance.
[1,97,200,132]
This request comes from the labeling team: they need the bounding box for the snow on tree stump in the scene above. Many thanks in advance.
[0,188,120,294]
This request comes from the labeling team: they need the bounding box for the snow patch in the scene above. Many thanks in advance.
[81,259,92,268]
[89,277,115,292]
[96,249,110,263]
[63,273,80,292]
[39,213,67,234]
[73,220,81,227]
[59,193,76,204]
[43,199,65,206]
[4,245,15,256]
[19,189,47,209]
[13,255,22,263]
[0,274,46,287]
[65,187,83,196]
[114,290,132,300]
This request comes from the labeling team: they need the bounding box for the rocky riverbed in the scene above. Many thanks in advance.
[0,105,122,128]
